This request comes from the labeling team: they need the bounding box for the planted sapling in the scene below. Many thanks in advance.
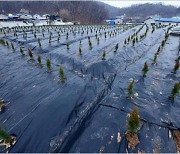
[127,107,140,133]
[132,38,136,46]
[59,66,66,81]
[126,107,140,147]
[142,62,149,77]
[153,53,158,64]
[28,48,34,60]
[20,47,25,56]
[79,47,82,55]
[173,60,179,74]
[0,128,16,148]
[46,59,51,72]
[169,82,180,100]
[66,43,70,50]
[127,80,135,99]
[102,50,106,60]
[38,38,41,47]
[37,55,42,66]
[115,43,118,52]
[11,42,15,51]
[0,99,5,112]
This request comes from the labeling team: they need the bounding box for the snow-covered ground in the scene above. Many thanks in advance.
[0,20,74,28]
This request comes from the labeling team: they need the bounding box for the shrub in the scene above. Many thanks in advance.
[127,107,140,133]
[173,60,179,74]
[37,55,42,65]
[28,48,33,60]
[169,82,180,100]
[102,50,106,60]
[142,62,149,77]
[128,80,135,98]
[20,47,24,55]
[59,66,66,81]
[46,59,51,72]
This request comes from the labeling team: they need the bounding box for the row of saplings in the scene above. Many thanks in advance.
[125,34,180,148]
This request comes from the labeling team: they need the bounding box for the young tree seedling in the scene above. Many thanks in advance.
[11,42,15,51]
[20,47,25,56]
[0,128,16,148]
[38,38,41,47]
[173,60,179,74]
[46,59,51,72]
[102,50,106,60]
[79,47,82,55]
[59,65,66,81]
[169,82,180,100]
[153,53,158,64]
[115,43,118,52]
[127,80,135,98]
[142,62,149,77]
[66,43,70,50]
[127,107,140,133]
[37,55,42,65]
[28,48,34,60]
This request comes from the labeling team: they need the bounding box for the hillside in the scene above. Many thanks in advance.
[0,1,180,23]
[0,1,108,24]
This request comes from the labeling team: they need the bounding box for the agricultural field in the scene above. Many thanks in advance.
[0,23,179,152]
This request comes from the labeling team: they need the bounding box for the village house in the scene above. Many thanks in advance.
[0,14,8,21]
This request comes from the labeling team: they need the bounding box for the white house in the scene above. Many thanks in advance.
[19,14,33,20]
[144,18,156,25]
[0,14,8,21]
[33,14,42,20]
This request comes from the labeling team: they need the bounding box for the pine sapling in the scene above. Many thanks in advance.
[46,59,51,72]
[124,39,127,45]
[28,48,34,60]
[153,53,158,64]
[20,47,24,56]
[132,38,136,46]
[169,82,180,100]
[173,60,179,74]
[142,62,149,77]
[79,47,82,55]
[128,80,135,98]
[127,107,140,133]
[59,66,66,81]
[0,128,11,143]
[11,42,15,51]
[66,43,70,50]
[38,38,41,47]
[37,55,42,65]
[115,43,118,52]
[102,50,106,60]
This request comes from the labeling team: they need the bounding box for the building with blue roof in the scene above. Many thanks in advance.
[144,17,180,26]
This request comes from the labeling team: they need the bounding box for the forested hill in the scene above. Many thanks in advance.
[0,1,108,24]
[0,1,179,24]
